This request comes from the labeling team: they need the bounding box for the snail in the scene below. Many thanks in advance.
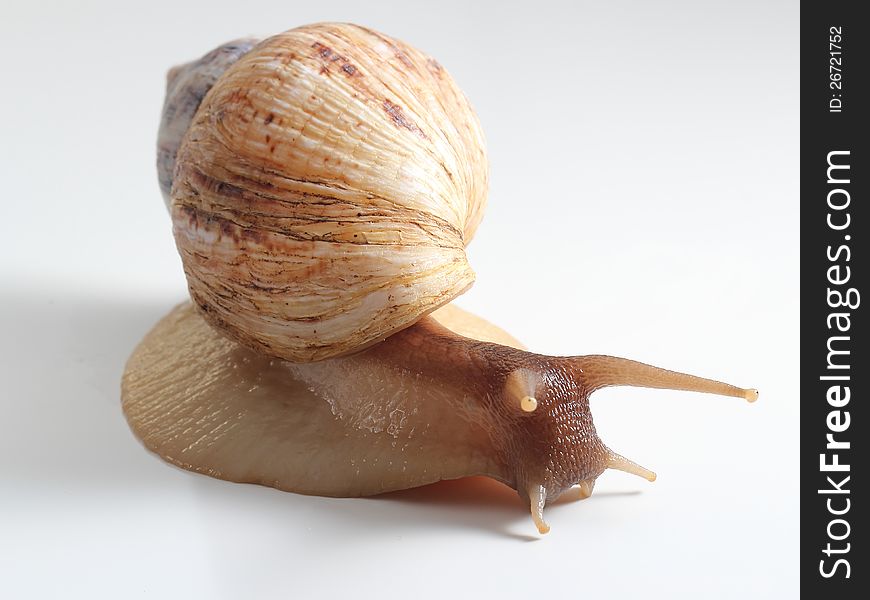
[123,23,757,535]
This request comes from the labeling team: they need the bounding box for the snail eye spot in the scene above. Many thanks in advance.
[520,395,537,412]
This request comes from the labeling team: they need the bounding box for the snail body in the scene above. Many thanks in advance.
[124,303,526,498]
[124,24,756,534]
[123,302,752,534]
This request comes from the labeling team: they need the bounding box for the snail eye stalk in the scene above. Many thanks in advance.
[571,354,757,402]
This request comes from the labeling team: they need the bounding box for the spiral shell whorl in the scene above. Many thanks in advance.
[158,38,260,207]
[169,24,489,361]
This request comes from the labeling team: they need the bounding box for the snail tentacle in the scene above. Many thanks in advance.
[576,479,595,500]
[605,450,657,482]
[570,355,758,402]
[529,484,550,535]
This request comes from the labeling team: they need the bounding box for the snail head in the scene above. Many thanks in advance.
[493,353,758,534]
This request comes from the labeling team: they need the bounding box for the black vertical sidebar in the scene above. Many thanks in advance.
[802,1,866,596]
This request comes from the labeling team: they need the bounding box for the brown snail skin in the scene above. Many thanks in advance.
[123,23,757,535]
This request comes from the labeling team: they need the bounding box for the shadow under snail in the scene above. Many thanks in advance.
[123,23,757,535]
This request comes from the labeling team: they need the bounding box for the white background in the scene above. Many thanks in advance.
[0,1,798,598]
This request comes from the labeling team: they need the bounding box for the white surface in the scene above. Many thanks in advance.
[0,1,798,598]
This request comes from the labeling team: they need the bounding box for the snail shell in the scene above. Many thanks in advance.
[168,23,488,362]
